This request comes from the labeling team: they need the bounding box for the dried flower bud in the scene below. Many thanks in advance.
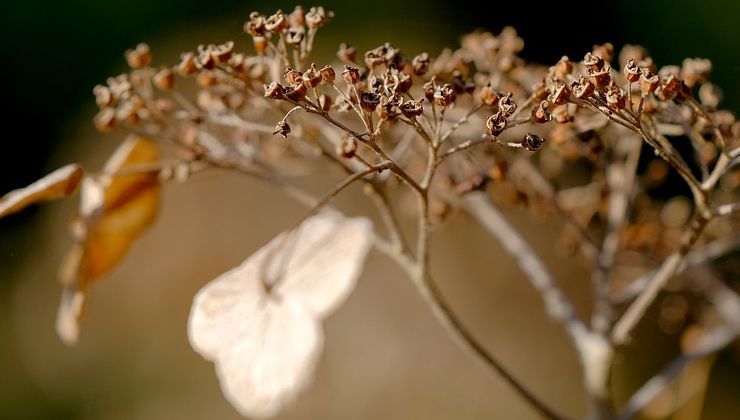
[252,36,268,55]
[551,105,573,124]
[591,43,614,63]
[94,108,116,131]
[336,137,357,158]
[618,44,647,68]
[93,85,113,108]
[606,84,627,108]
[318,94,333,112]
[639,69,660,96]
[377,95,402,120]
[400,99,424,118]
[681,58,712,87]
[548,82,570,105]
[531,100,550,123]
[196,71,217,87]
[423,79,436,101]
[433,84,456,107]
[228,54,247,74]
[210,41,234,64]
[303,64,322,88]
[319,65,336,85]
[554,56,573,78]
[265,10,288,33]
[522,133,545,151]
[285,82,308,101]
[656,74,684,101]
[153,68,175,91]
[264,82,285,100]
[359,91,380,112]
[288,6,305,26]
[125,43,151,69]
[244,12,266,36]
[177,52,198,76]
[196,45,216,70]
[486,112,507,136]
[342,66,360,84]
[572,76,595,99]
[273,120,291,138]
[306,6,333,29]
[589,65,612,88]
[411,53,430,76]
[624,58,641,82]
[479,84,499,107]
[337,43,357,64]
[583,52,605,72]
[285,27,305,44]
[498,92,517,117]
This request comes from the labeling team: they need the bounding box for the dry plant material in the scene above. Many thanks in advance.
[57,136,161,345]
[0,164,83,217]
[188,212,373,418]
[1,5,739,420]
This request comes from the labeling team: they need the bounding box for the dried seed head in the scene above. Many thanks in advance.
[400,99,424,118]
[306,6,333,29]
[589,65,612,88]
[264,82,285,100]
[618,44,648,68]
[336,137,357,158]
[548,82,570,105]
[655,74,685,101]
[606,84,627,108]
[196,71,218,87]
[265,10,288,33]
[319,65,336,85]
[522,133,545,151]
[531,100,550,123]
[94,108,116,131]
[303,64,322,88]
[624,59,641,82]
[285,27,305,44]
[195,45,216,70]
[498,92,517,117]
[359,91,380,112]
[551,105,573,124]
[411,53,431,76]
[337,43,357,64]
[93,85,114,108]
[572,76,595,99]
[342,66,360,84]
[284,67,302,85]
[244,12,266,36]
[680,58,712,87]
[554,56,573,79]
[210,41,234,64]
[228,53,247,75]
[479,83,499,107]
[591,43,614,63]
[377,94,402,120]
[273,120,291,138]
[288,6,305,27]
[125,43,151,69]
[153,68,175,91]
[252,36,268,55]
[423,79,436,101]
[486,112,507,136]
[583,52,605,72]
[433,84,456,107]
[284,82,308,101]
[639,69,660,96]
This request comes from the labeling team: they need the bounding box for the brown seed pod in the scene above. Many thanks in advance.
[486,112,507,136]
[522,133,545,151]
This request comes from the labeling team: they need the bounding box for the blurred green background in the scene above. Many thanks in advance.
[1,1,738,419]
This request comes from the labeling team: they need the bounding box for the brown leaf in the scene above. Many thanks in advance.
[57,136,161,345]
[0,163,84,218]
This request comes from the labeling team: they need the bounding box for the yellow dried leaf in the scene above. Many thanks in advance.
[0,163,83,218]
[57,136,161,345]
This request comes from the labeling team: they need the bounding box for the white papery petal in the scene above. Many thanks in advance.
[187,212,374,418]
[272,212,373,319]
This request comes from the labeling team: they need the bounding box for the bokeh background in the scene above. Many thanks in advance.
[1,1,738,419]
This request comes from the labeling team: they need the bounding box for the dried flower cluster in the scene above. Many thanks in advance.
[2,5,739,420]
